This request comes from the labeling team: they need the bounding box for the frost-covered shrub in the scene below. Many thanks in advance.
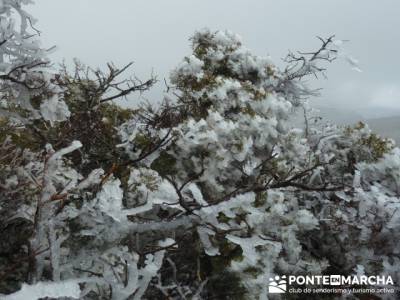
[0,0,71,124]
[1,2,399,300]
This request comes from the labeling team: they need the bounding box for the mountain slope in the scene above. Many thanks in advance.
[366,116,400,144]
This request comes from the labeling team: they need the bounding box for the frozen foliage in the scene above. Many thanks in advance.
[40,95,71,125]
[0,0,69,123]
[4,280,82,300]
[0,3,399,300]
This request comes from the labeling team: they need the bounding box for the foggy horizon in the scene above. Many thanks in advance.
[31,0,400,120]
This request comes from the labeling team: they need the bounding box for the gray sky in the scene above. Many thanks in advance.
[30,0,400,119]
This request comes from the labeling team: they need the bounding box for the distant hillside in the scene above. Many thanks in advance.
[309,106,400,145]
[365,116,400,145]
[293,108,400,145]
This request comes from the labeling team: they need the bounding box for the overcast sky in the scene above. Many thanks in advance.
[30,0,400,120]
